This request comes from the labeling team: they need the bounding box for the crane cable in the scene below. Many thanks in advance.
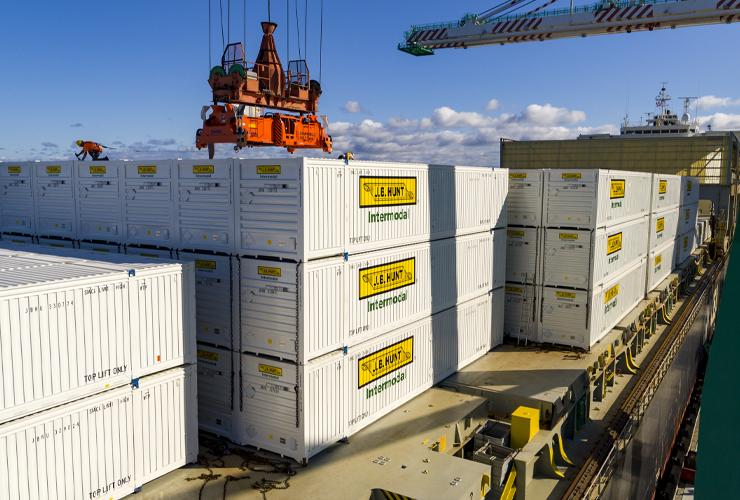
[209,0,212,69]
[220,0,225,51]
[295,0,301,60]
[320,0,323,84]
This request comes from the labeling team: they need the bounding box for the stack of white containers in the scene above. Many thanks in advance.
[675,176,701,265]
[647,175,681,293]
[232,158,507,463]
[0,244,198,499]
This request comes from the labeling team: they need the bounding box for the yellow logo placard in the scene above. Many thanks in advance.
[556,291,576,299]
[259,364,283,377]
[509,173,526,179]
[257,165,281,174]
[46,166,61,173]
[359,176,417,208]
[358,337,414,388]
[194,165,214,174]
[655,254,662,266]
[687,181,692,192]
[607,232,622,255]
[656,218,665,232]
[505,286,524,294]
[562,173,581,179]
[258,266,282,277]
[685,209,690,220]
[610,180,625,199]
[138,166,157,174]
[559,233,578,240]
[90,166,106,174]
[604,284,619,303]
[684,237,688,249]
[197,350,219,361]
[659,180,667,194]
[7,166,21,173]
[196,260,216,270]
[359,258,415,300]
[507,231,524,237]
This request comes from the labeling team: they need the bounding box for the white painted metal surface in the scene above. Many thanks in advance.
[647,240,676,293]
[196,345,237,442]
[234,158,496,260]
[0,248,196,423]
[33,161,77,239]
[676,228,698,266]
[650,207,679,253]
[492,168,508,229]
[680,176,700,206]
[491,286,505,348]
[122,160,175,247]
[240,232,493,363]
[0,162,34,236]
[178,250,236,349]
[174,159,233,252]
[37,237,76,249]
[543,169,651,230]
[507,169,543,226]
[503,283,539,343]
[540,258,647,350]
[1,234,35,245]
[492,227,506,289]
[505,226,541,285]
[650,174,680,213]
[78,240,121,253]
[542,216,648,289]
[125,245,173,259]
[0,365,198,500]
[75,160,123,243]
[679,202,699,235]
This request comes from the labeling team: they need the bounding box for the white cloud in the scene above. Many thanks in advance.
[342,101,370,114]
[696,96,740,110]
[697,113,740,130]
[519,104,586,126]
[41,142,58,148]
[485,99,500,111]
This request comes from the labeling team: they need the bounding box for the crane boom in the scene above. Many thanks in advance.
[399,0,740,54]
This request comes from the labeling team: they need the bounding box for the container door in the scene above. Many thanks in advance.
[34,162,76,238]
[540,287,589,349]
[542,229,591,288]
[196,346,236,440]
[75,160,122,243]
[122,162,174,246]
[0,163,34,235]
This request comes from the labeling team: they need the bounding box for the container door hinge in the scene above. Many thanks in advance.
[343,346,348,355]
[343,252,348,261]
[131,378,140,389]
[128,269,136,277]
[134,486,143,493]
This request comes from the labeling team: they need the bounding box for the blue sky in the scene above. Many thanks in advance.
[1,0,739,166]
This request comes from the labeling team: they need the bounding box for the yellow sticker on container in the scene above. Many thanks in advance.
[610,180,625,199]
[257,165,281,174]
[685,209,690,220]
[90,166,106,174]
[505,286,524,294]
[359,176,417,208]
[659,180,667,194]
[197,350,219,361]
[358,337,414,388]
[141,254,158,258]
[193,165,214,174]
[607,232,622,255]
[46,166,61,173]
[656,218,665,232]
[507,231,524,237]
[687,181,692,192]
[138,166,157,174]
[655,254,662,266]
[559,233,578,240]
[258,266,281,277]
[196,260,217,270]
[562,173,581,179]
[93,248,109,252]
[684,237,688,249]
[556,291,576,299]
[8,166,21,173]
[604,284,619,303]
[359,257,415,300]
[509,173,526,179]
[259,364,283,377]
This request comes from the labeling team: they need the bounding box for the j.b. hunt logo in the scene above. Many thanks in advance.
[359,258,415,307]
[359,176,417,208]
[359,337,414,397]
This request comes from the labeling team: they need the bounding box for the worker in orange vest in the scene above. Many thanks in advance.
[75,140,109,161]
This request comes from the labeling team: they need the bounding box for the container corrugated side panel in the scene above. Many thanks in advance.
[650,207,679,252]
[676,229,697,266]
[174,159,233,253]
[492,168,508,229]
[75,160,123,243]
[133,365,198,489]
[304,160,345,260]
[542,229,592,288]
[506,226,541,284]
[121,161,175,247]
[648,240,676,293]
[589,259,646,347]
[178,251,233,349]
[493,227,506,288]
[503,283,539,342]
[590,216,648,288]
[678,202,699,235]
[491,286,505,348]
[197,346,236,441]
[544,169,598,229]
[507,169,543,226]
[37,237,76,248]
[680,176,700,206]
[0,162,34,236]
[651,174,681,212]
[78,241,121,253]
[33,161,77,238]
[126,246,173,259]
[595,171,651,228]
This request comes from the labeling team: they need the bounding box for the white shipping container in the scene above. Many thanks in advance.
[0,249,196,423]
[542,216,648,289]
[507,169,543,226]
[75,160,123,243]
[0,162,34,235]
[491,286,505,348]
[0,234,35,245]
[234,158,496,261]
[503,283,539,343]
[122,160,176,247]
[174,159,234,253]
[78,240,121,253]
[125,245,173,259]
[37,237,76,249]
[676,228,698,266]
[506,227,541,285]
[650,207,679,252]
[196,345,237,442]
[0,365,198,500]
[647,240,676,293]
[33,161,77,239]
[539,258,647,350]
[680,176,700,206]
[543,169,651,230]
[239,232,493,363]
[650,174,681,213]
[679,202,699,234]
[696,221,706,245]
[492,227,507,289]
[492,168,508,229]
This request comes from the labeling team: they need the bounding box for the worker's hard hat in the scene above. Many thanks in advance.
[76,140,83,146]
